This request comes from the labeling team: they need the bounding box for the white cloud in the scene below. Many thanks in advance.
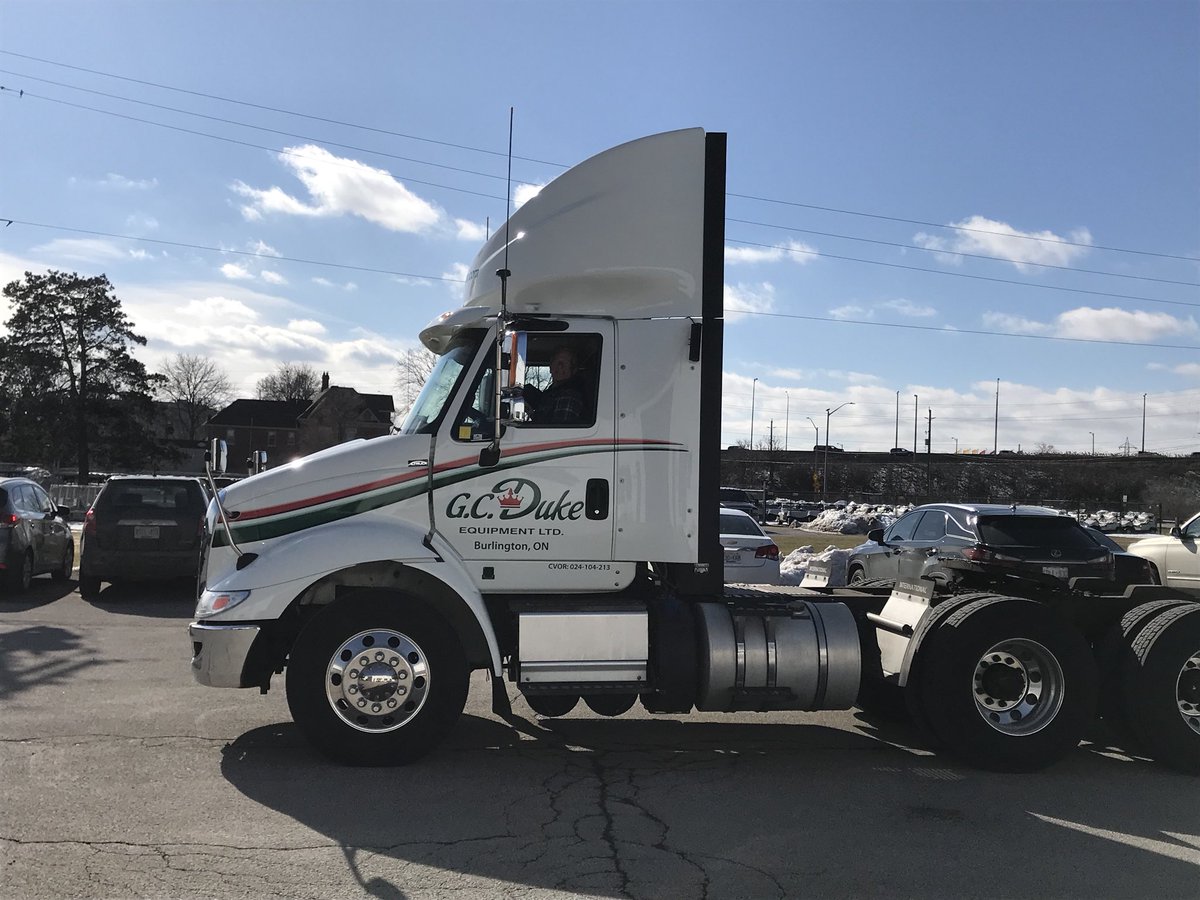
[829,304,871,321]
[985,307,1198,343]
[312,277,334,288]
[261,270,288,285]
[288,319,327,335]
[29,238,127,263]
[1170,363,1200,377]
[455,219,487,241]
[125,214,159,231]
[881,298,936,318]
[220,263,254,280]
[127,249,152,261]
[914,215,1093,272]
[232,145,441,233]
[249,240,281,257]
[514,183,544,207]
[724,282,776,322]
[725,240,817,265]
[99,173,158,191]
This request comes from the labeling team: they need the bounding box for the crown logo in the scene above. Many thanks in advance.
[497,488,523,509]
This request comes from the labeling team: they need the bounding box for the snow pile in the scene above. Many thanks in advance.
[1077,509,1158,533]
[804,502,899,535]
[780,545,854,586]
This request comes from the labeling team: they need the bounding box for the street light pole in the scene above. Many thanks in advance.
[749,378,758,449]
[806,416,818,448]
[952,436,958,454]
[824,402,854,501]
[1089,431,1095,455]
[1141,393,1147,453]
[784,391,790,452]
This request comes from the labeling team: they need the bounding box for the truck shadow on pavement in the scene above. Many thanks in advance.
[84,580,195,618]
[219,711,1200,900]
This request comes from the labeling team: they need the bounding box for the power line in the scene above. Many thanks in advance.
[728,193,1200,263]
[1,218,467,283]
[739,308,1200,351]
[727,238,1200,310]
[728,218,1200,288]
[0,87,510,204]
[0,68,536,187]
[0,49,568,169]
[4,51,1195,265]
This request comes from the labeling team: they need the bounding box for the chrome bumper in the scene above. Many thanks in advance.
[189,621,260,688]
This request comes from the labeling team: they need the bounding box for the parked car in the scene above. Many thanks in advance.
[1125,513,1200,595]
[1084,526,1160,588]
[845,503,1114,589]
[720,508,780,584]
[78,476,209,599]
[719,487,760,519]
[0,476,73,592]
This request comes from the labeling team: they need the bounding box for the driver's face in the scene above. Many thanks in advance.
[550,350,576,383]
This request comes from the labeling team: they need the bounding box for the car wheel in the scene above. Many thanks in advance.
[911,597,1097,772]
[1117,603,1200,774]
[52,541,74,583]
[78,574,102,600]
[5,550,33,593]
[525,694,580,718]
[847,565,867,586]
[286,592,469,766]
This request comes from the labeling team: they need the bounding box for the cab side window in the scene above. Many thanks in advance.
[913,510,948,542]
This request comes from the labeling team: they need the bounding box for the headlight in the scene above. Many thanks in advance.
[195,589,251,619]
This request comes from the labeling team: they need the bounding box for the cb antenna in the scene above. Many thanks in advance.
[482,107,514,468]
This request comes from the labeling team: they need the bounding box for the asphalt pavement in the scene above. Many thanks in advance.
[2,577,1199,899]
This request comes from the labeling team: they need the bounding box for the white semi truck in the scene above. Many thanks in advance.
[189,129,1200,773]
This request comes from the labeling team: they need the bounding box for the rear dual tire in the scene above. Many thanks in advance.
[909,597,1096,772]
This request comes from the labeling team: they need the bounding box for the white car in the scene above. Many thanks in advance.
[1126,512,1200,595]
[720,508,780,585]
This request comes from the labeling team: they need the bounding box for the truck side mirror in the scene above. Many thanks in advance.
[206,439,228,474]
[478,443,501,468]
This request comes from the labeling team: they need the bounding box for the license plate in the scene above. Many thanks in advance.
[724,550,741,565]
[134,525,160,540]
[1042,566,1068,579]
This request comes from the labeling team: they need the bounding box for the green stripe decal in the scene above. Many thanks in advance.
[213,442,683,546]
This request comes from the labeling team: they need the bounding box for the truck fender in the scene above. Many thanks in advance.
[225,518,502,674]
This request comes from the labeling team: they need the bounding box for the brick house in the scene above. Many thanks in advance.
[206,374,395,474]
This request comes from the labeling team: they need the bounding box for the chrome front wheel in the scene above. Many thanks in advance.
[324,628,431,733]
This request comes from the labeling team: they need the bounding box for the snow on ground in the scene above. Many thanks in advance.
[779,545,853,586]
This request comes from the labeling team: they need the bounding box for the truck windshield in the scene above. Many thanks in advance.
[397,332,484,434]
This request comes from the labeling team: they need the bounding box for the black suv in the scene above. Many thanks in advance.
[846,503,1115,590]
[79,476,209,599]
[0,476,73,592]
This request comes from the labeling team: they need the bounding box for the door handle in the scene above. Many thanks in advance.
[585,478,609,520]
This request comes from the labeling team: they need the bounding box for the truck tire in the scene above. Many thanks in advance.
[1117,603,1200,774]
[1096,598,1192,743]
[911,597,1097,772]
[525,694,579,718]
[286,592,469,766]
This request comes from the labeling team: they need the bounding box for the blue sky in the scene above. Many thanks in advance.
[1,0,1197,454]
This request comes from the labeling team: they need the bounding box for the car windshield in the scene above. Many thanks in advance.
[720,514,764,537]
[978,516,1098,549]
[397,332,484,434]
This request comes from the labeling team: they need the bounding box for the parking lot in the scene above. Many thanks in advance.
[3,579,1200,899]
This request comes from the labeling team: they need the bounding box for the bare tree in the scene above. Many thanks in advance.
[158,353,233,440]
[257,363,320,403]
[395,346,438,418]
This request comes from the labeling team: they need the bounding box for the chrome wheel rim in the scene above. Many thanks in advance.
[971,638,1064,736]
[1177,650,1200,736]
[324,629,430,733]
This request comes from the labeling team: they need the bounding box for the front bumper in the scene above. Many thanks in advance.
[189,621,261,687]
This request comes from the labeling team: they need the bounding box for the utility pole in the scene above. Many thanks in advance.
[784,392,790,452]
[994,377,999,454]
[894,390,900,450]
[1141,393,1147,453]
[913,394,919,455]
[1089,431,1095,456]
[749,378,758,449]
[926,408,934,496]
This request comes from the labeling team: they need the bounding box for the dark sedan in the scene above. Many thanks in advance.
[846,503,1114,590]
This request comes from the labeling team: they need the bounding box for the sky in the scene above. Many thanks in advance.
[1,0,1198,456]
